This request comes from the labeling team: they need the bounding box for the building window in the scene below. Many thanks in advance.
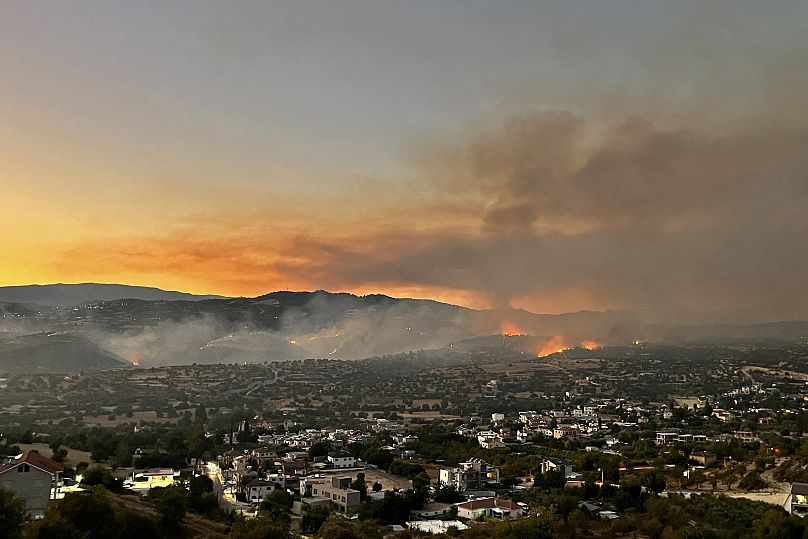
[17,464,30,473]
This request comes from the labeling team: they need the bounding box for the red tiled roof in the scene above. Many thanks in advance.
[24,450,64,474]
[457,498,494,510]
[494,498,520,510]
[0,450,63,475]
[457,497,519,511]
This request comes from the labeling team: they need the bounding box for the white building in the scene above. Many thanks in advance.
[540,458,579,479]
[327,451,356,469]
[248,479,277,503]
[407,520,468,533]
[439,458,500,491]
[455,497,525,519]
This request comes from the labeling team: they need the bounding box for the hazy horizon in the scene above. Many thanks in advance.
[3,1,808,323]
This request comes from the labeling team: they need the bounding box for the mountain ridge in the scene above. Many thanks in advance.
[2,284,808,372]
[0,283,227,306]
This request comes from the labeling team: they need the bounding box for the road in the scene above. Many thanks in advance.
[206,462,252,515]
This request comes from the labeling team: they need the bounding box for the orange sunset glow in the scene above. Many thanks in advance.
[2,2,808,323]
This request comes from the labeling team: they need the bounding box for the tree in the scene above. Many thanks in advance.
[673,526,720,539]
[189,475,217,514]
[534,469,566,490]
[153,487,186,530]
[43,492,118,539]
[113,439,131,468]
[568,509,591,537]
[0,486,26,539]
[412,472,431,490]
[25,515,85,539]
[739,470,766,491]
[237,417,254,443]
[82,466,121,490]
[643,470,668,495]
[351,473,368,501]
[434,485,464,503]
[194,402,208,425]
[48,437,68,464]
[302,505,332,535]
[186,424,212,458]
[316,517,382,539]
[309,441,332,458]
[229,517,288,539]
[115,509,158,539]
[258,489,293,528]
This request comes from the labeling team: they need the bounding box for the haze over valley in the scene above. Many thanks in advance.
[2,283,807,373]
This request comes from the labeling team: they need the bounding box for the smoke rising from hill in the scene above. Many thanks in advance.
[323,112,808,323]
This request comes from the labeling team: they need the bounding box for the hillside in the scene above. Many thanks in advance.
[0,283,226,306]
[0,332,130,373]
[2,286,808,371]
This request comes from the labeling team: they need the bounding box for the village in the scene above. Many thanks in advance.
[2,343,808,536]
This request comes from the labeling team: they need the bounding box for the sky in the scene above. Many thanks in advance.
[2,1,808,321]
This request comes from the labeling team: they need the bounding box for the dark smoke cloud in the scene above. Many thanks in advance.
[51,109,808,324]
[281,111,808,323]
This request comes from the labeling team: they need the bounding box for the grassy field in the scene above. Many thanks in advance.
[15,442,92,468]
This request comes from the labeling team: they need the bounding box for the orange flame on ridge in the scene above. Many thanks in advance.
[581,340,601,350]
[500,320,524,337]
[537,337,602,356]
[537,336,572,357]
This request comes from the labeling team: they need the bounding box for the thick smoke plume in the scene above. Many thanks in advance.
[292,112,808,323]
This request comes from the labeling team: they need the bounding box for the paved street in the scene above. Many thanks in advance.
[206,462,251,515]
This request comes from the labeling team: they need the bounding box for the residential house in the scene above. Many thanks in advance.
[251,448,278,468]
[578,501,620,520]
[248,479,277,503]
[540,458,579,479]
[301,476,361,513]
[656,432,678,445]
[327,451,356,469]
[733,431,760,444]
[477,432,506,450]
[439,458,500,491]
[690,452,717,466]
[0,450,63,519]
[553,426,579,439]
[123,469,179,494]
[786,483,808,517]
[455,497,524,519]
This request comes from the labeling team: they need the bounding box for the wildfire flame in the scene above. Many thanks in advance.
[129,353,142,366]
[500,320,524,337]
[537,337,602,357]
[537,336,572,357]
